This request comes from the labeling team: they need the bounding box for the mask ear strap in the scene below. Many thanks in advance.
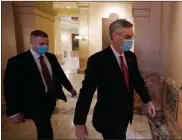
[117,35,123,41]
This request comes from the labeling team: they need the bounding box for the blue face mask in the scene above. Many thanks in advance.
[120,39,133,52]
[36,46,49,55]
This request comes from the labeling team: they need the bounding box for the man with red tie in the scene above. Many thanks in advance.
[74,19,155,139]
[4,30,77,139]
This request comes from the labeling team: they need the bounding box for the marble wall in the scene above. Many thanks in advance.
[163,2,182,139]
[2,2,17,70]
[133,2,163,73]
[167,2,182,85]
[1,2,17,111]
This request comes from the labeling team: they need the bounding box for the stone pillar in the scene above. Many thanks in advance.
[2,1,17,106]
[54,16,64,65]
[77,2,89,74]
[13,2,56,54]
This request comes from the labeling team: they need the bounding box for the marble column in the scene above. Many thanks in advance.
[13,2,56,54]
[54,16,64,65]
[2,1,17,106]
[77,2,89,74]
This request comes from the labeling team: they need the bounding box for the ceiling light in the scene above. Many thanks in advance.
[75,36,82,40]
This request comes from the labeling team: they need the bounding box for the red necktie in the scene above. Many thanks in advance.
[120,56,130,90]
[39,56,54,91]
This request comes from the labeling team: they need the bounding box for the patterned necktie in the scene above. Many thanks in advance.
[120,56,130,90]
[39,56,54,91]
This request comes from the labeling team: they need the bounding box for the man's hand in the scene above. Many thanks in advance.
[10,113,25,124]
[144,101,155,118]
[70,89,77,97]
[75,124,88,140]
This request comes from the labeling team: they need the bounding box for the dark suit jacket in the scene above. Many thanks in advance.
[4,50,73,118]
[74,46,151,132]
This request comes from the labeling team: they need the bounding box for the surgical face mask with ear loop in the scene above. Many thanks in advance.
[117,34,134,52]
[36,46,49,55]
[120,39,133,52]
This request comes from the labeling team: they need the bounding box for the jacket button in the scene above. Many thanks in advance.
[128,106,131,110]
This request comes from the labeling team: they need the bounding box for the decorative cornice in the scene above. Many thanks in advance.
[76,2,89,9]
[132,8,151,17]
[34,8,56,21]
[13,2,56,21]
[13,2,57,16]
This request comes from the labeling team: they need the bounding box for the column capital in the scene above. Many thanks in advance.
[55,16,61,22]
[76,2,89,9]
[13,2,57,17]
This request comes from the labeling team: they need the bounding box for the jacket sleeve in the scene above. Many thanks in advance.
[74,56,99,125]
[4,59,22,116]
[53,55,73,91]
[133,54,151,104]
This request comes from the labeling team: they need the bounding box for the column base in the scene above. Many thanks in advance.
[56,54,65,65]
[77,58,88,74]
[77,68,85,74]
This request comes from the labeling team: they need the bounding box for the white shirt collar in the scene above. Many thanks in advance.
[30,49,45,59]
[110,45,125,58]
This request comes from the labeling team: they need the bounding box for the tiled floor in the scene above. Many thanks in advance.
[1,61,153,139]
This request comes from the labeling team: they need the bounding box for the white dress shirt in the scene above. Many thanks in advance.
[30,49,53,92]
[11,49,53,118]
[110,45,128,69]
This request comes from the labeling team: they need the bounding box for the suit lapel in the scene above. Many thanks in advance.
[107,46,133,92]
[45,53,53,69]
[40,52,57,82]
[107,46,126,82]
[45,53,54,77]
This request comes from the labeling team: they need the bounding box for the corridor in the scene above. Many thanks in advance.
[2,73,154,139]
[2,1,182,140]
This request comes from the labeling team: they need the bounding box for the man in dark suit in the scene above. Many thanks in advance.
[74,19,155,139]
[4,30,77,139]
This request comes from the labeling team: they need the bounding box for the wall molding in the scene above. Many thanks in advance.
[13,2,56,21]
[13,2,56,16]
[132,9,151,17]
[35,8,56,21]
[77,2,89,8]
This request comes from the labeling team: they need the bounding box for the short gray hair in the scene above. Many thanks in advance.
[109,19,133,40]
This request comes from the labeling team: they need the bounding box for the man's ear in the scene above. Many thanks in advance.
[112,32,118,40]
[30,35,35,44]
[111,32,115,40]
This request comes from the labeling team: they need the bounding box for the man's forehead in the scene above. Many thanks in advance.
[122,27,134,36]
[36,36,48,41]
[31,36,48,41]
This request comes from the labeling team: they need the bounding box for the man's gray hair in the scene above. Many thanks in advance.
[109,19,133,40]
